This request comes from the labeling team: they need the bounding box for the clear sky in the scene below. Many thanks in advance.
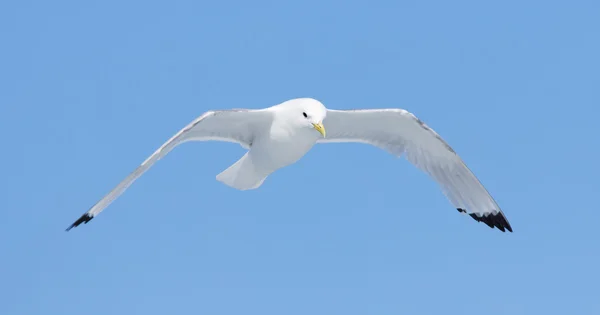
[1,0,599,314]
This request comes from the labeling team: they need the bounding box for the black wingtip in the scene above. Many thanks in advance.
[458,208,513,233]
[65,213,94,231]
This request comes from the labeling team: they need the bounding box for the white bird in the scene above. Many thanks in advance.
[66,98,512,232]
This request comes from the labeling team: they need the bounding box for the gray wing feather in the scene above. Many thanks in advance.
[318,109,512,232]
[66,109,269,231]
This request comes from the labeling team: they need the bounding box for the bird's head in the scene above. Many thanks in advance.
[277,98,327,137]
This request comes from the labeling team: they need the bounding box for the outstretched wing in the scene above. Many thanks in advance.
[318,109,512,232]
[66,109,271,231]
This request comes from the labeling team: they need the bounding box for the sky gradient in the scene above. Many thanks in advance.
[1,0,599,314]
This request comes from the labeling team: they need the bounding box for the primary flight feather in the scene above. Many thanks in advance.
[66,98,512,232]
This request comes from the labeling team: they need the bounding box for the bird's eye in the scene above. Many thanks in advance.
[302,112,308,118]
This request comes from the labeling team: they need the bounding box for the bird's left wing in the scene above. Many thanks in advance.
[66,109,270,231]
[318,109,512,232]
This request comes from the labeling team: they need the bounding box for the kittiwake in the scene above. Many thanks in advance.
[66,98,512,232]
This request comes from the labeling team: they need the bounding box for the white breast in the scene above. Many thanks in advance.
[249,122,319,173]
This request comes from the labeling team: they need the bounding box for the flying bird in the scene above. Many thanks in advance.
[66,98,512,232]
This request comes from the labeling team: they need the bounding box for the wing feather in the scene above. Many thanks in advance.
[318,109,512,232]
[66,109,270,231]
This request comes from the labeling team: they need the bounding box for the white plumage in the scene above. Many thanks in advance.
[67,98,512,232]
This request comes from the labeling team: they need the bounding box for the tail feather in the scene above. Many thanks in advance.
[216,153,267,190]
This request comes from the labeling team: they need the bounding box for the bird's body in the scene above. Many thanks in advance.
[215,130,317,190]
[216,100,324,190]
[67,98,513,233]
[253,108,319,171]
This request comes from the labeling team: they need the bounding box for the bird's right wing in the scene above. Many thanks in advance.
[318,109,512,232]
[66,109,271,231]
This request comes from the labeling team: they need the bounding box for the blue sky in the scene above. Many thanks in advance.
[1,0,599,314]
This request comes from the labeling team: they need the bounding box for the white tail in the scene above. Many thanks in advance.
[216,153,267,190]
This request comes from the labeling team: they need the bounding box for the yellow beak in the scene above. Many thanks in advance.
[312,122,326,137]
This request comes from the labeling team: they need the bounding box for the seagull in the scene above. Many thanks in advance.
[66,98,512,232]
